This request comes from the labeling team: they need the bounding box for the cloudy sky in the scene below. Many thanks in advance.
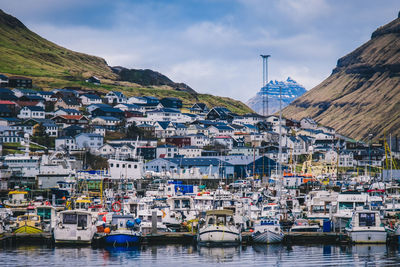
[1,0,399,101]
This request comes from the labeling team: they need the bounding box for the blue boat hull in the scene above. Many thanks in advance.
[104,234,141,246]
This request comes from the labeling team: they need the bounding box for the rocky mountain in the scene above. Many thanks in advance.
[111,66,196,94]
[247,77,307,115]
[0,9,251,114]
[282,14,400,140]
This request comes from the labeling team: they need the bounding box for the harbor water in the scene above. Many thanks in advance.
[1,244,400,266]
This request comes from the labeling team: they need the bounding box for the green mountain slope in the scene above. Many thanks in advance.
[0,9,252,114]
[283,14,400,140]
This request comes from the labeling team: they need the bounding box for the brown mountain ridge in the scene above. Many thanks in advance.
[283,13,400,140]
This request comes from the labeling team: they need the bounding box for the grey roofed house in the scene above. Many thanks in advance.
[190,102,209,113]
[81,93,101,99]
[25,106,45,112]
[147,107,181,114]
[19,95,45,102]
[64,96,80,105]
[156,121,172,130]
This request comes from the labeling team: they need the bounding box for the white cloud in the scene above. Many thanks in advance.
[1,0,399,104]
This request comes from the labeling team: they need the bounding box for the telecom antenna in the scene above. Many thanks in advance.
[260,55,271,116]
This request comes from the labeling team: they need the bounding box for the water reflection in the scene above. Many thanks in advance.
[198,246,239,262]
[2,244,400,266]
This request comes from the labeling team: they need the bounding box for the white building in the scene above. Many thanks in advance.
[75,133,104,151]
[156,144,178,158]
[178,146,202,158]
[55,136,77,151]
[80,94,102,105]
[105,91,127,104]
[147,108,183,123]
[17,106,45,119]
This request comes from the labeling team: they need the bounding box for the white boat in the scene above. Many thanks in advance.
[197,209,241,246]
[54,210,97,245]
[252,218,284,243]
[333,191,368,231]
[290,219,320,232]
[346,209,387,244]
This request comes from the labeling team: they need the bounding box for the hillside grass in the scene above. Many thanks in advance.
[0,10,253,115]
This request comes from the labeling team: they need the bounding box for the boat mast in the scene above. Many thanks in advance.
[278,86,283,199]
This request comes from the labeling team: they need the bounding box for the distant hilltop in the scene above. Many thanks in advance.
[247,77,307,115]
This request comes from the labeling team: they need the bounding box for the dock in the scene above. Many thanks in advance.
[0,232,54,246]
[0,231,357,247]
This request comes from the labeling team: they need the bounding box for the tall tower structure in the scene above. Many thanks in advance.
[260,55,271,117]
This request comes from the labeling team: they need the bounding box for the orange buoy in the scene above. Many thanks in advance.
[104,227,111,234]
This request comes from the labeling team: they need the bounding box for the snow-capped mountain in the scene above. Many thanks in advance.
[247,77,307,115]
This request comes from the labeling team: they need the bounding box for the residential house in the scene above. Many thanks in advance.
[17,106,45,119]
[205,107,235,122]
[55,136,77,151]
[187,124,208,135]
[187,133,210,148]
[114,103,145,113]
[13,88,37,98]
[61,125,85,137]
[156,144,179,158]
[105,91,127,104]
[213,135,235,149]
[0,126,23,143]
[36,91,57,102]
[85,76,101,84]
[51,114,89,128]
[54,108,82,116]
[146,108,182,123]
[165,136,191,148]
[74,133,104,151]
[91,125,106,137]
[80,94,102,105]
[91,116,121,130]
[174,123,187,136]
[55,96,81,110]
[8,76,32,88]
[136,123,155,137]
[207,124,234,137]
[0,104,13,117]
[0,88,17,101]
[97,143,135,159]
[266,115,286,127]
[25,118,60,137]
[0,74,8,87]
[233,113,264,125]
[91,107,124,119]
[160,97,182,109]
[300,117,318,129]
[154,121,176,138]
[179,146,202,158]
[86,103,112,113]
[228,147,259,157]
[189,103,209,114]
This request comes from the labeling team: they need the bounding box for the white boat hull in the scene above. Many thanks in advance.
[198,225,241,245]
[349,230,387,244]
[252,230,284,244]
[54,226,96,245]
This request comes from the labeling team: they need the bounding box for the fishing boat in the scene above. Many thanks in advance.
[252,217,284,243]
[13,214,43,234]
[103,214,141,246]
[35,205,57,232]
[290,219,320,232]
[197,209,241,246]
[346,209,387,243]
[54,210,97,245]
[3,190,30,209]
